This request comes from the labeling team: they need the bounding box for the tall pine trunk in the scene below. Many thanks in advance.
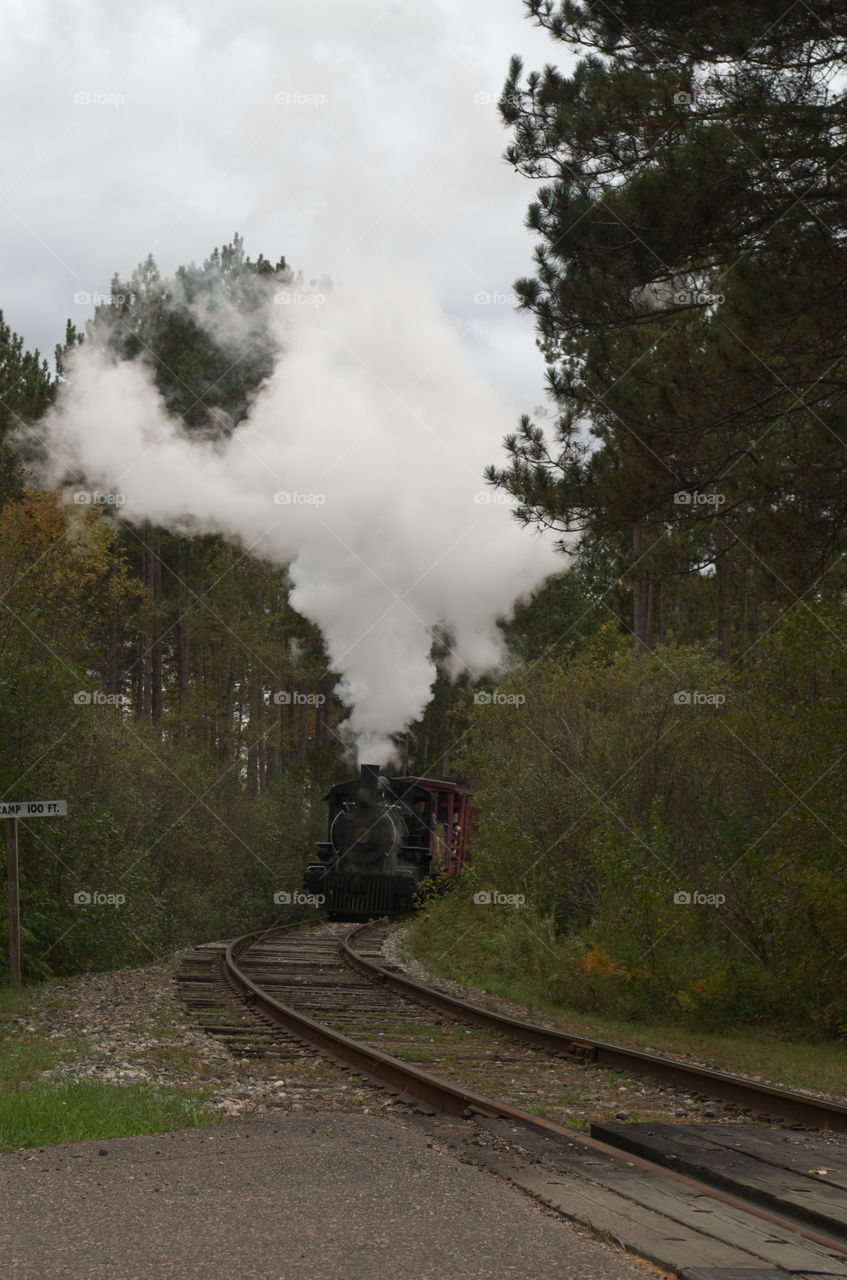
[632,523,654,655]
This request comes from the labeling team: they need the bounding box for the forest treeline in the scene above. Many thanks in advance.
[0,240,348,978]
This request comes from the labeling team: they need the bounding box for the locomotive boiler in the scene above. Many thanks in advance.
[304,764,473,918]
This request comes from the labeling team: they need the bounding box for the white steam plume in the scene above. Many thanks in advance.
[38,267,560,762]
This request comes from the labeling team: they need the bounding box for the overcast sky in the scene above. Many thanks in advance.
[1,0,571,417]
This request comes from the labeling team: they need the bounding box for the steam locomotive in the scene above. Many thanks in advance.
[304,764,473,918]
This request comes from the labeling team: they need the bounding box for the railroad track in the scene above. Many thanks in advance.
[177,919,847,1279]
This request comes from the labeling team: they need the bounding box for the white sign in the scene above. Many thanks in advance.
[0,801,67,818]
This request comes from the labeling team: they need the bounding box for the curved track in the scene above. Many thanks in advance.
[179,919,847,1279]
[174,926,847,1280]
[223,918,847,1132]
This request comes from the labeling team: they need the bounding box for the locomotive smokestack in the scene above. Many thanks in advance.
[359,764,383,802]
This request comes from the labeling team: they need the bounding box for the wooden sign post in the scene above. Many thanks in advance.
[6,819,19,989]
[2,801,68,988]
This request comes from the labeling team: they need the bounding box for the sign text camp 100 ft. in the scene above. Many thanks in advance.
[0,800,68,818]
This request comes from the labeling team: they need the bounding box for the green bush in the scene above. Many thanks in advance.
[422,609,847,1039]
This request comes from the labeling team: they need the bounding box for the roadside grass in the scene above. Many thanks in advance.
[404,922,847,1101]
[0,983,219,1151]
[0,1079,217,1150]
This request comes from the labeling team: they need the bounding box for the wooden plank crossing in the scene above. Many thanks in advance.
[684,1271,798,1279]
[471,1118,847,1278]
[593,1123,847,1241]
[465,1145,776,1274]
[689,1125,847,1194]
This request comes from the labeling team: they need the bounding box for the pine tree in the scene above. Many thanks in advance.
[0,313,55,507]
[490,2,847,653]
[64,237,337,783]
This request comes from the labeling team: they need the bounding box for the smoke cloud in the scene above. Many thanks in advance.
[37,265,560,761]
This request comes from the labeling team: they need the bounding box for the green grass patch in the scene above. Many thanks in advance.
[0,1078,219,1151]
[385,1047,437,1063]
[0,981,220,1151]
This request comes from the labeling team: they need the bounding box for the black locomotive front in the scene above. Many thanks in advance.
[304,764,437,918]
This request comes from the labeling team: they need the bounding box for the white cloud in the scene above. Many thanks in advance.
[0,0,560,409]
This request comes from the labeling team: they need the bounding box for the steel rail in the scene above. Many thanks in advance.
[340,923,847,1133]
[222,922,847,1264]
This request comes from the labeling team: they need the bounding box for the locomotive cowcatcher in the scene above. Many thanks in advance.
[304,764,473,918]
